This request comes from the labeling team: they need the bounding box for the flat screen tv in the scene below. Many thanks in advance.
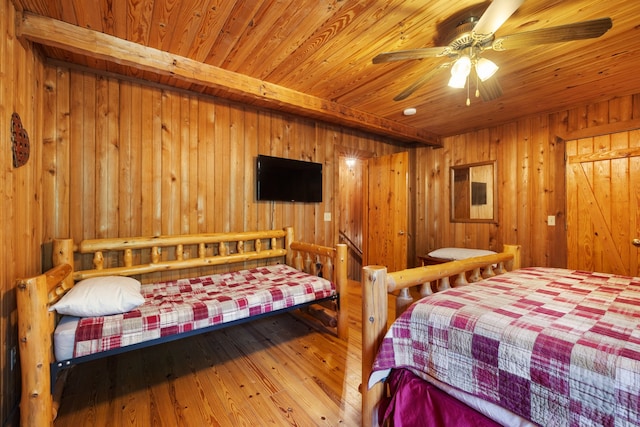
[256,155,322,202]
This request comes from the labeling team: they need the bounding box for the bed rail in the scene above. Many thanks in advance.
[360,244,521,427]
[58,228,291,282]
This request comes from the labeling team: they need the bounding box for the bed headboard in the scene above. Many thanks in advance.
[48,226,337,305]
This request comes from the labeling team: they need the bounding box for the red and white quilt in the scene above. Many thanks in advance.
[73,264,334,358]
[370,267,640,426]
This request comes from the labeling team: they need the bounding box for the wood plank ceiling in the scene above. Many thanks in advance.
[12,0,640,145]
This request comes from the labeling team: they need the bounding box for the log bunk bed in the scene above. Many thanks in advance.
[361,245,640,426]
[16,226,347,427]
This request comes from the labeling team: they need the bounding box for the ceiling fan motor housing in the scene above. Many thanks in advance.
[448,17,494,54]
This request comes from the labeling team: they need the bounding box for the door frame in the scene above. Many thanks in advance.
[334,147,411,274]
[558,119,640,275]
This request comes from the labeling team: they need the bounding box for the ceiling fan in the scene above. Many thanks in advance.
[372,0,612,105]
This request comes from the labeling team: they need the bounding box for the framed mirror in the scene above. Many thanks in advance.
[450,161,497,223]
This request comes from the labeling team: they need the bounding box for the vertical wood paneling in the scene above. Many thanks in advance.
[243,108,258,231]
[160,89,178,236]
[547,111,567,266]
[130,83,144,237]
[516,118,532,266]
[1,1,15,422]
[140,85,154,236]
[39,65,406,274]
[203,99,216,234]
[95,76,109,237]
[1,0,45,423]
[187,95,199,234]
[42,67,57,242]
[502,122,519,250]
[257,110,272,230]
[119,80,134,237]
[229,104,244,234]
[609,98,632,272]
[56,68,71,240]
[611,130,630,268]
[213,102,230,233]
[151,89,163,237]
[107,79,120,237]
[69,72,84,240]
[81,74,97,242]
[530,115,547,266]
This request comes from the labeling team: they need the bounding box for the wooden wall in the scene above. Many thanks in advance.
[1,0,45,424]
[414,94,640,268]
[415,116,566,268]
[40,65,406,250]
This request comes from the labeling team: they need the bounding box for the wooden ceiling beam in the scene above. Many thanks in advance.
[17,11,441,147]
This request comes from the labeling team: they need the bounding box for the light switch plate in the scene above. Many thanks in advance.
[324,212,331,222]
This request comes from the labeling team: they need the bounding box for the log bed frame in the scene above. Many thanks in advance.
[15,226,347,427]
[360,244,522,427]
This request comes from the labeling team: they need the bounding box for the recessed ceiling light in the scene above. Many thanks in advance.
[403,108,417,116]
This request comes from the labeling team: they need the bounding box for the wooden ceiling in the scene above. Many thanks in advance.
[12,0,640,146]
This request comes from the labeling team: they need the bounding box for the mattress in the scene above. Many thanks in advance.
[54,264,334,361]
[369,267,640,426]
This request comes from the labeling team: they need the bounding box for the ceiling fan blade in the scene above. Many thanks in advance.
[373,46,451,64]
[492,18,612,50]
[478,76,503,101]
[394,63,451,101]
[472,0,524,37]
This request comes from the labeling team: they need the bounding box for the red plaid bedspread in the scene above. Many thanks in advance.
[370,267,640,426]
[73,264,334,358]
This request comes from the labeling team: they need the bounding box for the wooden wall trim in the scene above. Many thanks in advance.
[556,117,640,141]
[568,146,640,164]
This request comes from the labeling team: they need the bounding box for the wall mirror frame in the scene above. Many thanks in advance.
[450,161,497,223]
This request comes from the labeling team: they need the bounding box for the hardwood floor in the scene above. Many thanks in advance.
[54,281,366,426]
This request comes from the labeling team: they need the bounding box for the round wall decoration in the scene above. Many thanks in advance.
[11,112,30,168]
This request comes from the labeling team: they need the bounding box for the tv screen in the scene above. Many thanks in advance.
[256,155,323,202]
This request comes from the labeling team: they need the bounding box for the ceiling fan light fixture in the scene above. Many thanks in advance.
[448,56,471,89]
[476,57,499,81]
[448,74,467,89]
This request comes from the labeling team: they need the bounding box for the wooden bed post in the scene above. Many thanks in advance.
[361,265,388,427]
[285,226,294,266]
[52,238,74,287]
[503,244,521,270]
[16,272,54,427]
[16,238,75,427]
[16,261,72,427]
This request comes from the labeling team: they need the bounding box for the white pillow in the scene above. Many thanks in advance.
[54,316,80,360]
[49,276,144,317]
[428,247,497,260]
